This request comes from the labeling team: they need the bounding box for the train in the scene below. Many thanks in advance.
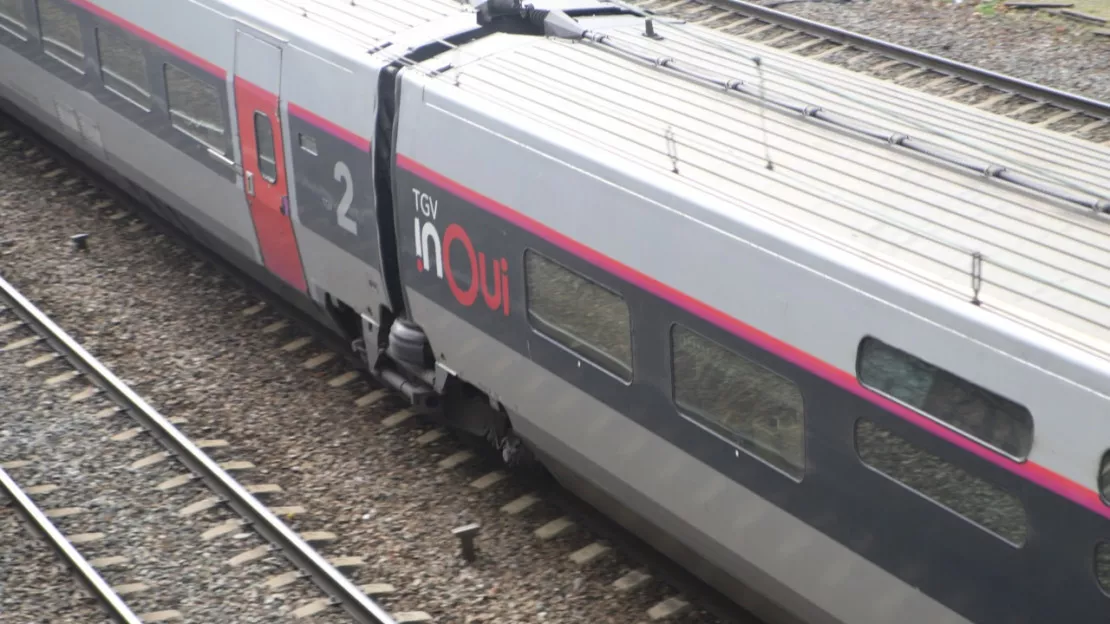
[2,0,1110,622]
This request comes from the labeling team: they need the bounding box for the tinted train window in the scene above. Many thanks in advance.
[857,337,1033,459]
[39,0,85,72]
[97,26,150,110]
[253,112,277,182]
[164,63,227,153]
[1097,542,1110,595]
[0,0,27,33]
[524,249,632,380]
[672,325,805,478]
[856,418,1027,544]
[298,132,317,155]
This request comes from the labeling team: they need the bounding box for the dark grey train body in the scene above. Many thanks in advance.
[1,1,1109,623]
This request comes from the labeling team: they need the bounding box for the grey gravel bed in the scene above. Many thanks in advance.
[762,0,1110,103]
[0,505,113,623]
[0,327,344,623]
[0,146,721,621]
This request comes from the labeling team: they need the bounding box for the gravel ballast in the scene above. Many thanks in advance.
[0,326,348,621]
[0,504,112,624]
[0,136,721,623]
[763,0,1110,103]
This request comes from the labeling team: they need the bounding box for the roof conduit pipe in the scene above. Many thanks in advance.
[542,9,591,38]
[474,1,1110,214]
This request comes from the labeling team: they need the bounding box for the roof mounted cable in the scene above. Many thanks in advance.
[471,4,1110,216]
[598,30,1110,213]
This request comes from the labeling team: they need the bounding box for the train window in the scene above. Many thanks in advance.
[96,26,150,110]
[524,249,632,380]
[857,337,1033,460]
[38,0,85,72]
[164,62,228,153]
[856,417,1027,544]
[253,112,277,182]
[672,324,805,478]
[0,0,27,34]
[298,133,317,155]
[1097,542,1110,595]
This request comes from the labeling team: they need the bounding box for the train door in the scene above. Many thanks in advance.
[233,27,307,292]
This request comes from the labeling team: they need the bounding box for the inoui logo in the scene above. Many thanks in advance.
[412,188,510,316]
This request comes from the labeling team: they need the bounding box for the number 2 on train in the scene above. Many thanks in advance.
[334,161,357,236]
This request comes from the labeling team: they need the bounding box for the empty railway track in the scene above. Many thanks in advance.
[0,272,399,623]
[622,0,1110,144]
[0,459,141,623]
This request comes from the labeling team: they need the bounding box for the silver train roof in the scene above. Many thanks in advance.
[248,0,466,47]
[415,11,1110,361]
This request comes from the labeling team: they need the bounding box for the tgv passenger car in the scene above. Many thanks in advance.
[2,0,1110,622]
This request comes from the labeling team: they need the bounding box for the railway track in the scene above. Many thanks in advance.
[0,461,141,623]
[0,271,402,622]
[0,111,745,623]
[622,0,1110,144]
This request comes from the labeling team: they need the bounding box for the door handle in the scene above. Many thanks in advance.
[245,171,255,197]
[281,196,289,216]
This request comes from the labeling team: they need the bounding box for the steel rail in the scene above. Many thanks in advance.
[647,0,1110,120]
[0,466,144,624]
[0,274,397,624]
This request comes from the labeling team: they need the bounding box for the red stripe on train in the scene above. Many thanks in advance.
[288,103,371,151]
[396,152,1110,522]
[70,0,226,78]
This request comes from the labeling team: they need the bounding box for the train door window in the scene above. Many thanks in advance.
[671,324,805,478]
[524,249,632,380]
[1096,542,1110,595]
[855,417,1027,544]
[253,112,277,182]
[96,26,150,110]
[0,0,27,36]
[38,0,85,72]
[857,337,1033,460]
[164,62,228,154]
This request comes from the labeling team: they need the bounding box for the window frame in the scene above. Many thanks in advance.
[855,335,1034,461]
[163,61,229,155]
[37,0,86,74]
[253,110,277,183]
[522,248,634,383]
[669,321,807,481]
[95,24,151,112]
[1096,541,1110,597]
[0,0,29,39]
[854,416,1028,546]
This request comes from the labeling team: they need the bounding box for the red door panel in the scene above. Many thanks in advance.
[235,76,307,292]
